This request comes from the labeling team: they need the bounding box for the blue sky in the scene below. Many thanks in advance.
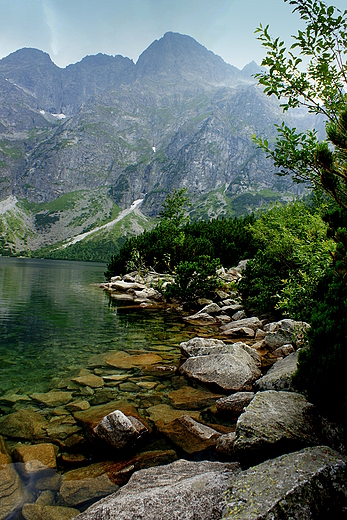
[0,0,346,69]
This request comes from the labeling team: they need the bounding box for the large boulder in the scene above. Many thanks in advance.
[263,319,309,350]
[75,459,241,520]
[179,337,228,358]
[255,351,298,391]
[180,343,261,392]
[222,446,347,519]
[233,390,326,462]
[93,410,148,450]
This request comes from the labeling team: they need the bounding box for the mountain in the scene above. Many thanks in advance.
[0,32,320,258]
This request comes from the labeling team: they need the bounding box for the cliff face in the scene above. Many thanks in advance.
[0,33,322,252]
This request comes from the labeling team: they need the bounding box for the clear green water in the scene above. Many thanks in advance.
[0,257,200,398]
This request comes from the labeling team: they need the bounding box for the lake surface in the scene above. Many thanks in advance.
[0,257,191,396]
[0,257,231,517]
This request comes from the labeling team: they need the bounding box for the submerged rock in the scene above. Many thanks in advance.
[30,391,73,407]
[75,459,241,520]
[255,351,298,391]
[105,351,162,369]
[22,504,79,520]
[0,409,49,440]
[0,462,32,520]
[146,404,201,427]
[168,386,223,409]
[222,446,347,519]
[12,443,59,477]
[233,390,326,462]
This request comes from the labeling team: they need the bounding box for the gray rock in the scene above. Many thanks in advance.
[232,310,246,321]
[264,319,309,350]
[183,312,218,325]
[254,328,266,340]
[220,305,243,316]
[255,352,298,391]
[180,343,261,392]
[198,303,221,314]
[93,410,148,450]
[75,459,241,520]
[216,432,236,457]
[222,446,347,519]
[273,343,295,357]
[220,317,262,332]
[221,326,255,338]
[216,392,255,416]
[233,390,325,462]
[109,281,146,292]
[179,337,228,358]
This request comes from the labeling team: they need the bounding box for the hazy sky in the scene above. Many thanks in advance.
[0,0,346,69]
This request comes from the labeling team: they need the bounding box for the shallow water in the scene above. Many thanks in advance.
[0,257,191,395]
[0,258,233,517]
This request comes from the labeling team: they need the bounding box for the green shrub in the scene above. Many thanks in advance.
[164,255,222,301]
[239,201,335,320]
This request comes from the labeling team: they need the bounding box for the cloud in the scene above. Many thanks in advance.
[43,1,59,56]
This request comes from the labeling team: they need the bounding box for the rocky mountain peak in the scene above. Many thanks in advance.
[135,31,239,85]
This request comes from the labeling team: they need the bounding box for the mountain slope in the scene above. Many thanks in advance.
[0,32,319,258]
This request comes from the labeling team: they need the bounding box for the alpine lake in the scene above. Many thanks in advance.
[0,257,234,516]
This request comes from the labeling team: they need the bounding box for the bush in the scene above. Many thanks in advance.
[239,201,335,320]
[293,216,347,440]
[164,255,222,301]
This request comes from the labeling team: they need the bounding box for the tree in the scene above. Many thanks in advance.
[159,188,192,228]
[254,0,347,209]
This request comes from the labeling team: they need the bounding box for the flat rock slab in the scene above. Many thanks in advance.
[60,473,118,507]
[22,504,79,520]
[221,326,255,338]
[160,415,221,454]
[180,344,261,392]
[168,386,223,409]
[255,351,298,391]
[30,391,73,407]
[183,312,218,325]
[222,446,347,519]
[220,317,262,332]
[71,374,104,388]
[75,459,241,520]
[146,404,201,427]
[73,401,139,430]
[0,410,49,440]
[105,351,162,369]
[233,390,324,462]
[13,443,59,476]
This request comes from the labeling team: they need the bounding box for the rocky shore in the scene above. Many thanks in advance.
[1,263,346,519]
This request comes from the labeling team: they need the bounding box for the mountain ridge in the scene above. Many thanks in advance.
[0,32,317,258]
